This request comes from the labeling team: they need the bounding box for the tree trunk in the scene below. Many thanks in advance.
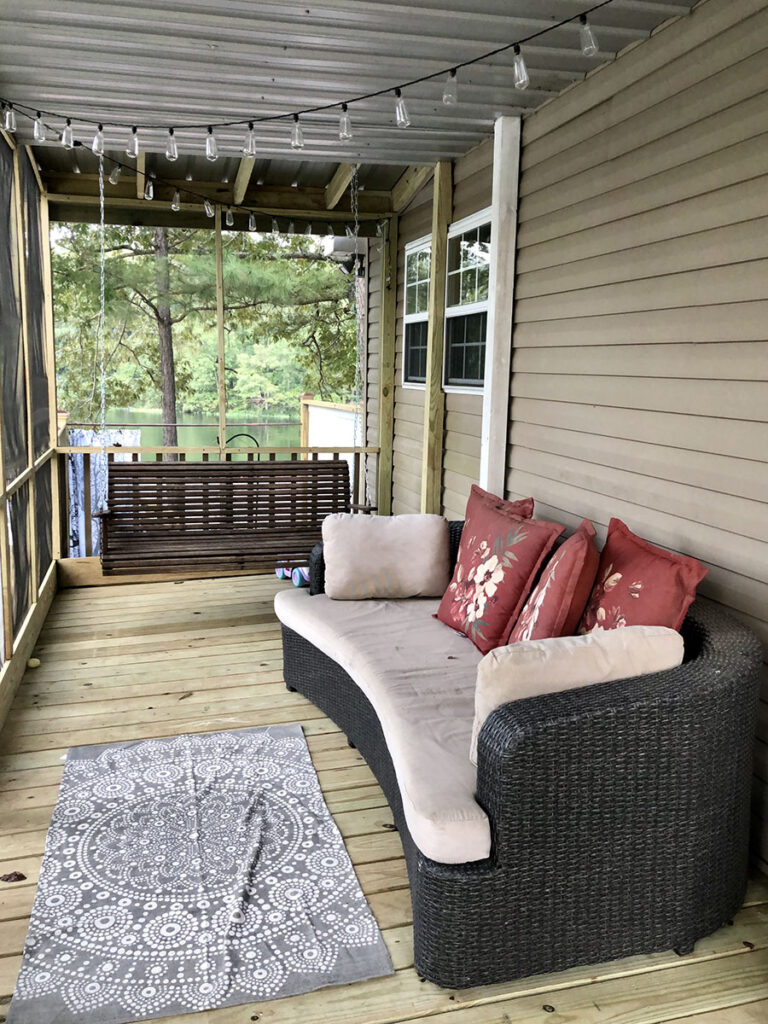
[153,226,178,455]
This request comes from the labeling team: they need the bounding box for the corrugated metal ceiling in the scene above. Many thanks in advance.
[2,0,696,175]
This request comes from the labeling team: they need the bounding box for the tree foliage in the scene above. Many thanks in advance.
[52,223,357,423]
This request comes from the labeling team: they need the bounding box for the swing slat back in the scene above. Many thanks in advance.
[100,457,351,575]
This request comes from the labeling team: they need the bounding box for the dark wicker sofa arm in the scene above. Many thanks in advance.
[475,599,761,883]
[308,520,465,596]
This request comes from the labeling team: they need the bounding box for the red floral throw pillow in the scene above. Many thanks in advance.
[508,519,600,643]
[437,486,563,654]
[579,518,708,634]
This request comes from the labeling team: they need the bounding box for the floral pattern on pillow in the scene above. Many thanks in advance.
[444,523,530,648]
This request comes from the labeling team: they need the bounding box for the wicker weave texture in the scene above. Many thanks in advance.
[289,525,762,988]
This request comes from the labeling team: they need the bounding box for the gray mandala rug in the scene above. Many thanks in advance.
[8,724,393,1024]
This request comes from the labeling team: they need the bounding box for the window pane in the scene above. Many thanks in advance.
[417,249,431,281]
[477,264,489,301]
[447,270,461,306]
[404,320,428,383]
[460,267,478,304]
[406,253,417,285]
[417,281,429,312]
[445,312,487,387]
[448,235,461,274]
[406,283,417,315]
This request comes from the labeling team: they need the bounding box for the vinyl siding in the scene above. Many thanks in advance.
[509,0,768,873]
[441,139,493,520]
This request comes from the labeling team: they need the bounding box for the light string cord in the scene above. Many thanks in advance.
[0,0,616,133]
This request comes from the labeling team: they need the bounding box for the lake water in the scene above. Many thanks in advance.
[90,408,301,452]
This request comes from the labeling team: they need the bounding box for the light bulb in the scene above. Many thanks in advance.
[290,113,304,150]
[225,207,234,227]
[376,220,384,237]
[92,123,104,156]
[513,45,529,91]
[579,15,599,57]
[443,69,458,106]
[339,103,352,141]
[271,218,279,233]
[248,211,256,231]
[126,126,139,158]
[242,121,257,157]
[394,88,410,128]
[3,104,16,132]
[61,118,74,149]
[326,223,334,238]
[204,198,214,218]
[108,164,121,185]
[165,127,178,161]
[205,126,218,161]
[144,174,154,201]
[33,112,46,142]
[304,222,312,235]
[171,189,181,211]
[288,220,295,233]
[345,224,354,238]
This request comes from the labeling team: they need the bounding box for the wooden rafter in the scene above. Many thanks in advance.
[391,165,434,213]
[325,163,358,210]
[233,156,256,205]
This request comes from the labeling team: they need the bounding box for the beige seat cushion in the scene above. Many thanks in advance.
[321,513,451,600]
[274,588,488,864]
[471,625,685,762]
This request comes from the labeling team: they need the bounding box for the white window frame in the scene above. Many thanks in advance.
[443,206,492,395]
[401,233,431,390]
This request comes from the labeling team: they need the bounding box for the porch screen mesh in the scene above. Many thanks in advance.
[35,458,53,586]
[9,482,31,635]
[20,150,50,458]
[0,136,29,484]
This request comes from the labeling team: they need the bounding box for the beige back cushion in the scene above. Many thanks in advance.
[470,625,684,763]
[322,513,451,600]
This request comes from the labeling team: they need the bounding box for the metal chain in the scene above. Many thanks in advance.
[350,169,366,501]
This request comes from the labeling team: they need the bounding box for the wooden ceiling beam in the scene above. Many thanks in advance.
[391,165,434,212]
[135,152,146,200]
[325,163,358,210]
[232,156,256,205]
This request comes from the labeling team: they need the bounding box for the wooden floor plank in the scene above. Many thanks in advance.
[1,573,766,1024]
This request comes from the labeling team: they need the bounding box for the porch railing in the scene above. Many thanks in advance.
[56,444,379,560]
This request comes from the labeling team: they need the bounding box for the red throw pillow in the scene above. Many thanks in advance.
[508,519,600,643]
[579,518,708,634]
[437,486,563,654]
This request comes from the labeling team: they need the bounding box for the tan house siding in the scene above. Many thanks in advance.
[391,184,432,514]
[509,0,768,872]
[441,139,493,520]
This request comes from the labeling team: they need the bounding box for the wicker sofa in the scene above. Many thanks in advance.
[276,521,762,989]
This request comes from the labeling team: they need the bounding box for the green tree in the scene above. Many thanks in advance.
[52,224,357,436]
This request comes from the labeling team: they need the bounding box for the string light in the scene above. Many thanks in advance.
[225,207,234,227]
[339,103,352,141]
[108,164,121,185]
[91,123,104,156]
[579,15,599,56]
[171,188,181,211]
[443,69,458,106]
[304,222,312,235]
[125,126,139,158]
[165,127,178,161]
[513,45,529,90]
[248,211,256,231]
[271,217,279,232]
[204,198,215,218]
[290,113,304,150]
[288,220,295,233]
[33,111,46,142]
[242,121,257,157]
[394,88,410,128]
[143,172,154,201]
[205,125,218,161]
[3,103,16,132]
[61,118,74,149]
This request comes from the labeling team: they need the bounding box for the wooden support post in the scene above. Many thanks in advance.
[420,161,452,515]
[480,116,521,495]
[376,215,398,517]
[135,152,146,200]
[215,206,227,459]
[83,453,92,556]
[12,147,38,615]
[40,194,63,562]
[299,394,312,458]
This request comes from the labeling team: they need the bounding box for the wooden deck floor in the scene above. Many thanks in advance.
[1,574,767,1024]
